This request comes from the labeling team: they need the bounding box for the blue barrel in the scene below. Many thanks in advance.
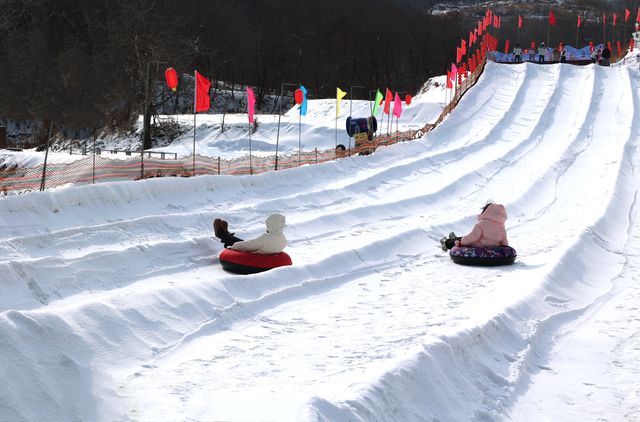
[346,116,378,138]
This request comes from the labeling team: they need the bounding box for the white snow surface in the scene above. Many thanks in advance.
[1,62,640,421]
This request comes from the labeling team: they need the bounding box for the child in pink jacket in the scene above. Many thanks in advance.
[441,202,509,250]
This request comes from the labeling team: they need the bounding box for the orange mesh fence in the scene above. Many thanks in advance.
[1,131,417,193]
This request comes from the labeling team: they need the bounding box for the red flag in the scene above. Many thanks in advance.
[446,71,453,89]
[469,31,474,47]
[577,15,581,28]
[478,21,483,36]
[456,47,462,64]
[194,71,211,113]
[518,15,523,28]
[625,9,631,22]
[461,39,467,55]
[383,88,393,114]
[246,86,255,124]
[636,7,639,23]
[504,39,510,54]
[549,10,556,26]
[613,13,617,26]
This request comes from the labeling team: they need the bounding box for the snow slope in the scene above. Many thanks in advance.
[1,62,639,421]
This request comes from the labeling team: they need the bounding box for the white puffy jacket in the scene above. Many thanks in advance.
[229,213,287,254]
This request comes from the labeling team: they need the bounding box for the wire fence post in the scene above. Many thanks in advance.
[92,137,96,184]
[39,121,53,191]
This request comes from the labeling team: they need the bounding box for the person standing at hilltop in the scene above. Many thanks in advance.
[513,43,523,63]
[633,22,640,46]
[600,45,611,66]
[538,42,546,63]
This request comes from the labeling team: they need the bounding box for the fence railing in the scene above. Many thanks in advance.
[1,131,417,193]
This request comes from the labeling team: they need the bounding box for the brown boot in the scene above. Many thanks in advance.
[213,218,225,238]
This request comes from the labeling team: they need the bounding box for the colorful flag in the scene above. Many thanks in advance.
[518,15,523,28]
[577,15,581,28]
[383,88,393,115]
[613,13,617,26]
[194,71,211,113]
[636,7,639,23]
[549,10,556,26]
[625,8,630,22]
[246,86,255,123]
[446,71,453,89]
[392,92,402,118]
[456,47,462,63]
[299,85,308,116]
[451,63,458,86]
[372,89,383,115]
[336,87,347,118]
[461,39,467,55]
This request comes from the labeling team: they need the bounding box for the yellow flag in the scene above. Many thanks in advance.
[336,87,347,118]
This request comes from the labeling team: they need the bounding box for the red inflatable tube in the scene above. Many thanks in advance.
[219,249,292,274]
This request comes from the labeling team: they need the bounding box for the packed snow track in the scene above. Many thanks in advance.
[1,61,640,421]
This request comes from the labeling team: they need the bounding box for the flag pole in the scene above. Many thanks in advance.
[193,70,196,176]
[335,113,338,152]
[193,112,196,175]
[298,110,301,167]
[249,121,252,175]
[275,84,284,171]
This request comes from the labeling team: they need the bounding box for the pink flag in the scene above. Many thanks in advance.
[392,92,402,118]
[246,86,256,123]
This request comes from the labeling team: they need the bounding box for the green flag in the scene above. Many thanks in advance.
[372,89,383,115]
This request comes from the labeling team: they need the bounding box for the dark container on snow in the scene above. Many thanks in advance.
[346,116,377,140]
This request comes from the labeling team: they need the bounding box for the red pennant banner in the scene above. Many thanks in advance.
[194,71,211,113]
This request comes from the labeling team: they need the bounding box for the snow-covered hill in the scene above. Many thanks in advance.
[1,61,639,421]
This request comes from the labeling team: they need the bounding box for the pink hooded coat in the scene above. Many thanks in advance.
[459,203,509,248]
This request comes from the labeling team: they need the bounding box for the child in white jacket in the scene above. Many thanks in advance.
[214,214,287,254]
